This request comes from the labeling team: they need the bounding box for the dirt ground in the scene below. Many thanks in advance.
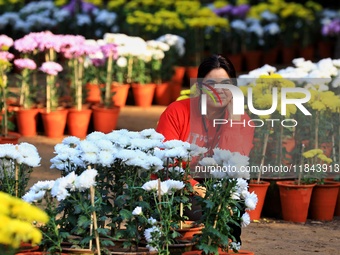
[19,105,340,255]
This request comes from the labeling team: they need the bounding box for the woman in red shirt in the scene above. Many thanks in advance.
[156,54,255,244]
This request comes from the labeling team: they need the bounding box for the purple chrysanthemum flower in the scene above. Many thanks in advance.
[14,58,37,70]
[91,58,106,67]
[40,61,63,76]
[62,0,97,15]
[0,51,14,61]
[14,35,39,53]
[231,4,250,19]
[213,5,233,16]
[0,34,14,49]
[28,31,63,53]
[322,18,340,36]
[100,43,118,59]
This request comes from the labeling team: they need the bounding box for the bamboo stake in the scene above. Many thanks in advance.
[157,178,162,211]
[15,163,19,197]
[257,129,270,183]
[90,186,101,255]
[179,190,183,229]
[298,143,305,185]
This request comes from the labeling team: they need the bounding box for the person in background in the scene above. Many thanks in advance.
[156,54,255,243]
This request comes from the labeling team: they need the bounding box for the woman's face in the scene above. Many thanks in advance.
[202,68,233,108]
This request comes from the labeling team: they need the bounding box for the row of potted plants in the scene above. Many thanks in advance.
[1,0,339,68]
[0,31,186,140]
[0,129,258,255]
[237,57,340,223]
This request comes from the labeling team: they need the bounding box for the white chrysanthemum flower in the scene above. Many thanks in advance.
[332,59,340,68]
[144,226,161,243]
[98,151,114,166]
[212,148,232,165]
[164,180,185,191]
[22,189,46,203]
[62,136,81,146]
[168,166,184,173]
[132,206,143,216]
[31,180,55,192]
[94,139,115,152]
[17,142,41,167]
[230,191,241,200]
[229,242,241,251]
[244,191,258,210]
[236,178,249,192]
[146,244,158,252]
[86,131,106,141]
[140,128,164,141]
[241,212,251,227]
[129,138,163,151]
[211,170,228,179]
[147,217,157,225]
[141,180,159,191]
[81,152,98,164]
[199,157,217,166]
[116,56,127,67]
[51,178,70,201]
[74,169,98,192]
[79,140,100,153]
[189,144,208,157]
[106,130,132,147]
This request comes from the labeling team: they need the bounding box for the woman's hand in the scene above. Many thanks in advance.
[193,184,206,198]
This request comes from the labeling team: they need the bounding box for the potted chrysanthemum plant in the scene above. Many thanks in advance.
[39,61,68,138]
[0,34,20,143]
[185,148,257,255]
[0,191,49,255]
[13,58,40,137]
[23,168,102,254]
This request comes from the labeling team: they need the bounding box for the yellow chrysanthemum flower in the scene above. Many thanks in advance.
[302,149,323,158]
[317,154,332,164]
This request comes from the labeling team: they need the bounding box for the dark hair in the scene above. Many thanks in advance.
[197,54,237,85]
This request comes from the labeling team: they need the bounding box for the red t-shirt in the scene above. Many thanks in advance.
[156,97,255,156]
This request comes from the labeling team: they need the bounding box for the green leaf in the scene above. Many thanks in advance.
[119,209,133,220]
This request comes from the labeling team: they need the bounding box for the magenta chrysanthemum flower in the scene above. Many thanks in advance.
[14,35,39,53]
[100,43,118,59]
[0,34,14,49]
[14,58,37,70]
[0,51,14,61]
[40,61,63,75]
[29,31,63,53]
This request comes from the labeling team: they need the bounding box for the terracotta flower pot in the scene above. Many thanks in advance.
[111,83,130,108]
[182,249,255,254]
[0,131,21,144]
[243,50,262,71]
[92,105,120,134]
[154,82,172,106]
[186,66,199,80]
[85,83,102,104]
[131,83,156,108]
[15,108,40,137]
[41,109,68,139]
[176,221,203,240]
[67,108,92,138]
[248,180,270,221]
[277,181,316,223]
[309,181,340,221]
[172,66,186,84]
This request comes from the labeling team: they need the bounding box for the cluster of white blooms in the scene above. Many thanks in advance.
[50,129,207,175]
[23,168,98,202]
[156,33,186,57]
[238,57,340,89]
[142,179,185,196]
[0,143,41,178]
[199,148,250,179]
[231,178,258,227]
